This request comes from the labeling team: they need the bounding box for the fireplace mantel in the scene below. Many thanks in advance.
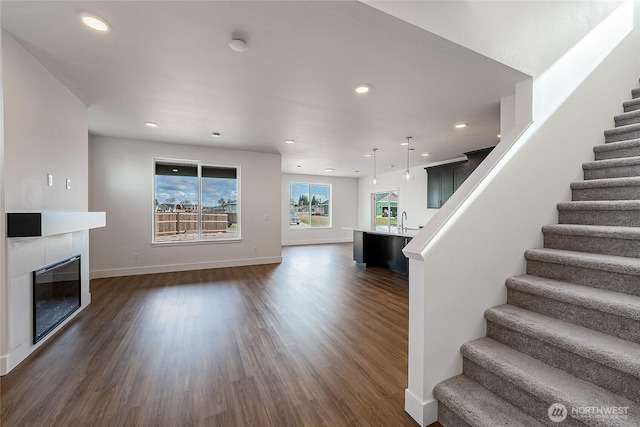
[7,212,106,238]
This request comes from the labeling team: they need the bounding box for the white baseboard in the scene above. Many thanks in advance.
[90,256,283,279]
[405,388,438,426]
[281,238,352,246]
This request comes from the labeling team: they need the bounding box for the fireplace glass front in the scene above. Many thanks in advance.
[33,255,81,343]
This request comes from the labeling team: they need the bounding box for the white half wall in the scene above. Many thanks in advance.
[282,173,358,246]
[89,136,282,278]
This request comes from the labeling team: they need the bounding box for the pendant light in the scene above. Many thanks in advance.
[401,137,415,182]
[370,148,378,186]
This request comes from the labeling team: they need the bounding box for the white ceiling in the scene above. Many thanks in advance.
[2,1,519,178]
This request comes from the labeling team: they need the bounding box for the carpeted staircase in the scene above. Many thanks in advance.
[433,81,640,426]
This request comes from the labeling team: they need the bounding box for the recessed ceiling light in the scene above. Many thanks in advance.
[401,141,409,146]
[80,14,110,32]
[364,153,372,157]
[323,168,335,172]
[285,139,295,144]
[297,165,302,168]
[355,85,370,94]
[145,122,158,128]
[355,170,359,173]
[497,134,502,138]
[212,132,221,138]
[455,123,468,129]
[421,152,430,157]
[229,39,248,52]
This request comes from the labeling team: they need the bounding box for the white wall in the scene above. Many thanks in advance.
[0,3,6,379]
[3,32,88,212]
[282,173,357,246]
[1,32,90,374]
[365,1,640,426]
[89,136,282,278]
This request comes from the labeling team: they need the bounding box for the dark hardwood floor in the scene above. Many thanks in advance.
[1,243,428,426]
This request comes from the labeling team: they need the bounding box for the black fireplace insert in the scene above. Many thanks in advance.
[33,255,81,343]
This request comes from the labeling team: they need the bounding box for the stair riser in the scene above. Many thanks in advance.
[595,146,640,160]
[543,233,640,258]
[571,186,640,201]
[558,209,640,227]
[606,128,640,143]
[525,259,640,296]
[584,165,640,180]
[437,404,473,427]
[616,115,640,127]
[487,321,640,402]
[634,88,640,99]
[507,288,640,343]
[463,359,585,427]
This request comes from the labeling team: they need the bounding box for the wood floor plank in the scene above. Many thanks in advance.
[1,243,419,426]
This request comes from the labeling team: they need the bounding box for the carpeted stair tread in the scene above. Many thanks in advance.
[582,156,640,179]
[507,274,640,322]
[605,123,640,143]
[462,338,640,426]
[624,97,640,112]
[543,224,640,240]
[557,200,640,226]
[557,200,640,211]
[597,138,640,151]
[594,138,640,160]
[543,224,640,257]
[485,304,640,378]
[570,176,640,201]
[571,176,640,190]
[583,156,640,170]
[615,109,640,127]
[434,375,543,427]
[525,248,640,275]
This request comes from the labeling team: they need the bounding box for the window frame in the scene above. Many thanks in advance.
[289,181,332,230]
[152,157,241,245]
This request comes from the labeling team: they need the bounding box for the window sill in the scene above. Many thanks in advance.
[151,238,242,247]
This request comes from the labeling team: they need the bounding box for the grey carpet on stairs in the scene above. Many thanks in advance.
[434,81,640,426]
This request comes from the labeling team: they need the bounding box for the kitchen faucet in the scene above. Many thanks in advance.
[400,211,407,232]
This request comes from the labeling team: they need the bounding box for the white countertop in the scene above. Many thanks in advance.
[345,226,420,238]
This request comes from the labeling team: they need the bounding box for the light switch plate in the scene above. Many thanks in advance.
[47,174,53,186]
[66,179,71,190]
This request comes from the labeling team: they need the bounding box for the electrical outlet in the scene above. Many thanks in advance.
[133,253,139,260]
[252,247,257,253]
[47,174,53,186]
[264,214,270,221]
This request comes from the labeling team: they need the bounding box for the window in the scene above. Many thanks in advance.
[290,182,331,229]
[374,190,398,229]
[154,160,239,242]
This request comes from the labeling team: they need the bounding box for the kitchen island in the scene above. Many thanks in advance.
[348,226,418,276]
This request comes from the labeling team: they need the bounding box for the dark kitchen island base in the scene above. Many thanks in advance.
[353,230,413,276]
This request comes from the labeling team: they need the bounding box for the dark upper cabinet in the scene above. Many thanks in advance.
[426,146,494,209]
